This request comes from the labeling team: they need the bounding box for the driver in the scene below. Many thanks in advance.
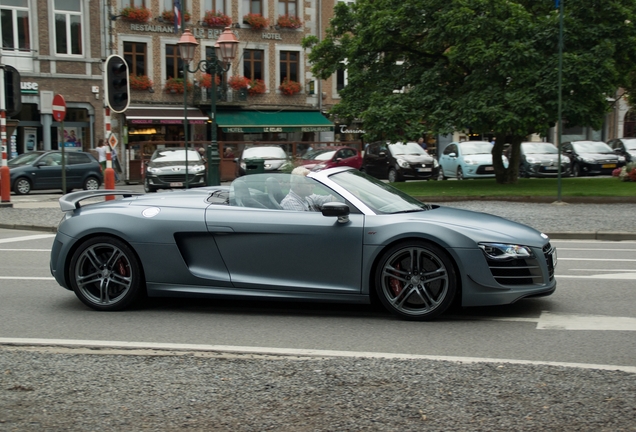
[281,166,333,211]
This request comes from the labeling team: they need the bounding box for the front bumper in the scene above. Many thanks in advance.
[145,172,206,189]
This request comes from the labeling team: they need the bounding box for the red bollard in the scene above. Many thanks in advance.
[105,149,115,201]
[0,165,10,203]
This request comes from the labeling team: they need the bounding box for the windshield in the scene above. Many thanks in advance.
[302,149,336,161]
[572,141,613,154]
[460,142,493,155]
[8,152,44,167]
[243,147,288,160]
[389,142,427,156]
[522,143,558,154]
[329,170,430,215]
[151,149,202,162]
[621,139,636,151]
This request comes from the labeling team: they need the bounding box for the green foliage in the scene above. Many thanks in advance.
[304,0,636,183]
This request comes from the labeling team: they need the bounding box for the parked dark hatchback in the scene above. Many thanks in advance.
[606,137,636,163]
[362,141,439,182]
[9,150,103,195]
[519,142,570,178]
[562,141,626,177]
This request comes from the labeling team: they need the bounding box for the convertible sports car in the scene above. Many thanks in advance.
[50,167,557,321]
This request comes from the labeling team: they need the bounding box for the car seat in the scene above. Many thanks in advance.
[266,177,284,209]
[232,179,268,209]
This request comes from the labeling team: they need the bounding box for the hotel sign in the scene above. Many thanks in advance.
[223,126,333,133]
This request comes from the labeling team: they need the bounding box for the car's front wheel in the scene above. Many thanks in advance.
[13,177,31,195]
[68,236,143,311]
[375,241,457,321]
[572,163,582,177]
[144,177,156,193]
[388,168,401,183]
[457,167,464,180]
[83,176,100,191]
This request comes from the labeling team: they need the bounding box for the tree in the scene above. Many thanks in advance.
[303,0,636,183]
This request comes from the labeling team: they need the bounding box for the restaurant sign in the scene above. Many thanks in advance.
[223,126,333,133]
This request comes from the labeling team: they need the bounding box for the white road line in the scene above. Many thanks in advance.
[538,311,636,331]
[0,249,51,252]
[0,276,56,281]
[0,337,634,373]
[558,258,636,262]
[557,274,636,280]
[568,269,636,272]
[557,248,636,251]
[0,234,55,244]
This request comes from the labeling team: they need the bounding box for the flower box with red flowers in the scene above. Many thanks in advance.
[130,74,153,91]
[243,13,269,30]
[203,10,232,27]
[278,78,302,95]
[200,74,222,89]
[164,78,193,94]
[248,79,266,95]
[276,14,303,29]
[228,76,250,90]
[120,6,151,23]
[161,10,191,23]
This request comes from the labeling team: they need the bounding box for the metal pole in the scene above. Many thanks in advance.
[207,52,220,186]
[182,1,189,189]
[556,0,564,202]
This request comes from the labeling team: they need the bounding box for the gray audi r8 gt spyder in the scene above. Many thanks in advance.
[50,167,557,321]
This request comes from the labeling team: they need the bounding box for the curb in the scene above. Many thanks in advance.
[416,196,636,204]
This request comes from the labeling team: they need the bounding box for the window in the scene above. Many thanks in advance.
[54,0,82,55]
[204,0,225,13]
[123,0,146,6]
[278,0,296,16]
[0,0,30,52]
[124,42,147,76]
[165,44,184,79]
[336,63,348,92]
[280,51,298,82]
[244,49,263,80]
[163,0,186,10]
[243,0,262,15]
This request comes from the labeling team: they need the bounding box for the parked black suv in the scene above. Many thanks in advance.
[362,141,439,182]
[9,150,103,195]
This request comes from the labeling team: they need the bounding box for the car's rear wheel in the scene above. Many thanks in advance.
[375,241,457,321]
[13,177,31,195]
[68,236,143,311]
[438,168,446,180]
[457,167,464,180]
[83,176,100,190]
[144,177,156,193]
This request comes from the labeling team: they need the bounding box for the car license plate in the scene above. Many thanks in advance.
[417,168,432,172]
[544,166,558,171]
[169,182,183,187]
[602,163,616,168]
[485,166,494,171]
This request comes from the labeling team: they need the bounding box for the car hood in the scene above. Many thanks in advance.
[576,152,620,161]
[148,160,203,169]
[388,206,547,247]
[523,154,564,163]
[458,153,494,163]
[393,154,434,163]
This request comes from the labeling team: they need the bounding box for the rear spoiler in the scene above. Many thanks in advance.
[59,190,143,212]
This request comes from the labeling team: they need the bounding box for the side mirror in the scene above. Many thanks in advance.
[35,161,46,167]
[321,202,350,224]
[378,151,387,158]
[449,152,457,158]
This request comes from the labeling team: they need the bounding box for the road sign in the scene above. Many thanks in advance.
[52,94,66,122]
[108,133,118,148]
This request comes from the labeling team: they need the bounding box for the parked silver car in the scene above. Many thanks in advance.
[519,142,570,178]
[144,148,206,193]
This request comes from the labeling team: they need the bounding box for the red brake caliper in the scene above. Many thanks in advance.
[117,259,129,277]
[389,263,403,296]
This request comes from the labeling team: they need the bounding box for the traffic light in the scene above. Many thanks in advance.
[4,65,22,118]
[105,54,129,113]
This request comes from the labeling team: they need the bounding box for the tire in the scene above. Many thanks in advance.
[388,168,401,183]
[13,177,31,195]
[144,177,156,193]
[572,163,581,177]
[438,167,446,180]
[83,176,100,191]
[375,241,457,321]
[457,167,464,180]
[68,236,144,311]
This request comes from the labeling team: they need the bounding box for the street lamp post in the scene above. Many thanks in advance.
[178,28,238,186]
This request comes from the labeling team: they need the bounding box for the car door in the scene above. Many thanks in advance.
[439,144,458,177]
[33,152,64,190]
[205,203,365,294]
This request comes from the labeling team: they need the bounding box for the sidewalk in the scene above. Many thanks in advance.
[1,185,635,239]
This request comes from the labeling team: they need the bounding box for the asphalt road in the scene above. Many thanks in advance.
[1,229,635,371]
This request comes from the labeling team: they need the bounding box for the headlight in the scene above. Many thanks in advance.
[618,156,626,162]
[192,165,205,172]
[526,157,537,163]
[479,243,534,260]
[240,162,246,170]
[463,158,475,165]
[433,159,439,168]
[581,157,595,163]
[397,159,410,168]
[147,167,158,174]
